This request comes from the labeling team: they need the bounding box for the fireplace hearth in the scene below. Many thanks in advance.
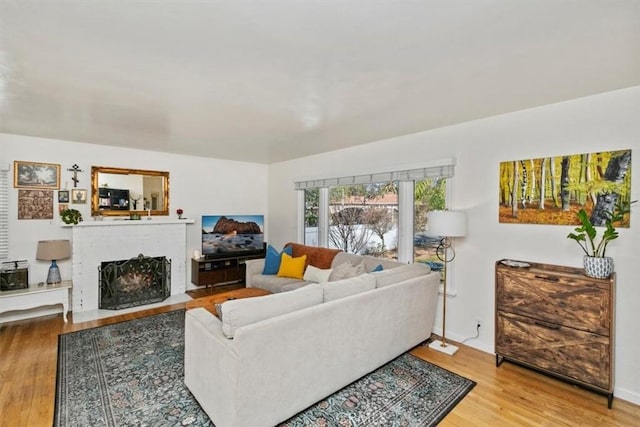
[99,254,171,310]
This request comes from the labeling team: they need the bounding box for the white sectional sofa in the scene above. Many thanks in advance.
[244,242,406,293]
[184,262,439,427]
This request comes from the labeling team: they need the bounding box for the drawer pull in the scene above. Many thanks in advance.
[534,275,559,282]
[534,320,560,330]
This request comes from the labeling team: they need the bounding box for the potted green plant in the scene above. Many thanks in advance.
[60,208,83,225]
[567,199,633,279]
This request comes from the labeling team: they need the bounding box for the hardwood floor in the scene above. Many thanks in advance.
[1,287,639,426]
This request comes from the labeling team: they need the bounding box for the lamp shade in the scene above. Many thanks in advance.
[36,240,71,261]
[427,210,467,237]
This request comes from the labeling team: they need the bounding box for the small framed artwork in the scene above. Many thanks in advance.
[14,161,61,189]
[58,190,70,203]
[59,203,69,213]
[72,189,88,204]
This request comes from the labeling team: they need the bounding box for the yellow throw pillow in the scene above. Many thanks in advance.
[277,253,307,279]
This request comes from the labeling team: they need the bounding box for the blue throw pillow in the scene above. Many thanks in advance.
[372,264,384,272]
[262,245,293,275]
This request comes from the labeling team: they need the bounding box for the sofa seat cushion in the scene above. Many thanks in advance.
[286,242,342,269]
[250,274,313,294]
[372,263,431,288]
[220,283,323,338]
[322,274,376,302]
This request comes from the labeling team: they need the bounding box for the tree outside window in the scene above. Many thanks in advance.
[303,188,319,245]
[328,182,398,258]
[414,178,447,269]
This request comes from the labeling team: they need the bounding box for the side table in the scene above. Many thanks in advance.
[0,281,72,322]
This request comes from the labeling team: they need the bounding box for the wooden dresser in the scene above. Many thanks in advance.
[495,260,615,408]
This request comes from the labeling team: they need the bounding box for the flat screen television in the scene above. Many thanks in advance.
[201,215,265,258]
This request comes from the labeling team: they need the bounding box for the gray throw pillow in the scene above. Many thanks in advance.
[329,261,366,281]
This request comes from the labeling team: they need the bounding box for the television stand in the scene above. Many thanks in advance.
[191,253,265,290]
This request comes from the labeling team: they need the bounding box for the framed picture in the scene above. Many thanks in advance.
[18,189,54,219]
[58,190,70,203]
[13,161,61,189]
[499,149,632,226]
[72,189,88,204]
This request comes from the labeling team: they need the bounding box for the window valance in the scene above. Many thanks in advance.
[294,159,455,190]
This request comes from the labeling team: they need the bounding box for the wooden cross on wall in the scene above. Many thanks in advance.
[67,164,83,188]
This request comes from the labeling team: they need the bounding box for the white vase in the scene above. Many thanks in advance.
[583,256,613,279]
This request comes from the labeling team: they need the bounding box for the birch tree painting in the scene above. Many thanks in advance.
[499,149,632,226]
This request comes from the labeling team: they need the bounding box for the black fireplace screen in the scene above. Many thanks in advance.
[99,254,171,310]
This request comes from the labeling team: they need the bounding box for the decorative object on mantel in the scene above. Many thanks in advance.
[36,240,71,284]
[66,164,83,188]
[130,192,142,210]
[60,208,83,225]
[176,208,184,219]
[426,210,467,356]
[567,199,634,279]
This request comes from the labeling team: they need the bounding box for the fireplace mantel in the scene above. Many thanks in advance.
[62,218,195,227]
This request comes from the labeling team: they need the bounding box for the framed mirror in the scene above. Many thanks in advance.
[91,166,170,217]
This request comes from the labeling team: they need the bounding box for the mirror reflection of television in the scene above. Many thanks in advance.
[202,215,265,258]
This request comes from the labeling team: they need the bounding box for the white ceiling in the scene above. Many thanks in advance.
[1,1,639,164]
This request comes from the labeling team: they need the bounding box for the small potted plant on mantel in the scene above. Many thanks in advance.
[567,199,634,279]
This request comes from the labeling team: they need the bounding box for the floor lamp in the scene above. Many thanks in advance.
[426,210,467,356]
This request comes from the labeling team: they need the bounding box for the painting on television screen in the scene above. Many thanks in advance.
[201,215,264,256]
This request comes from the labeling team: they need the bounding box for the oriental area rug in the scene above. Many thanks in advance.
[55,310,475,427]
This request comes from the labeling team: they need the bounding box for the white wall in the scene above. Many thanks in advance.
[1,134,268,293]
[267,86,640,404]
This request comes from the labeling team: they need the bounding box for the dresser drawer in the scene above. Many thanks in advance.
[496,312,611,390]
[496,268,610,335]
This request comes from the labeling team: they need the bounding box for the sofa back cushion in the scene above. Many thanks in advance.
[322,274,376,302]
[372,263,431,288]
[331,252,403,272]
[286,242,342,269]
[220,283,323,338]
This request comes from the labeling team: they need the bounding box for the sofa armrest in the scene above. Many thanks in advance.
[184,308,241,427]
[244,258,265,287]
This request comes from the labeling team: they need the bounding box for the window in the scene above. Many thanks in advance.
[413,178,447,267]
[303,188,319,246]
[328,182,398,259]
[296,160,454,264]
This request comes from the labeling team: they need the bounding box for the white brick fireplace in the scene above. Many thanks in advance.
[71,219,194,322]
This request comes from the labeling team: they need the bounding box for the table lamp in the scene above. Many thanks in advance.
[36,240,71,284]
[426,210,467,355]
